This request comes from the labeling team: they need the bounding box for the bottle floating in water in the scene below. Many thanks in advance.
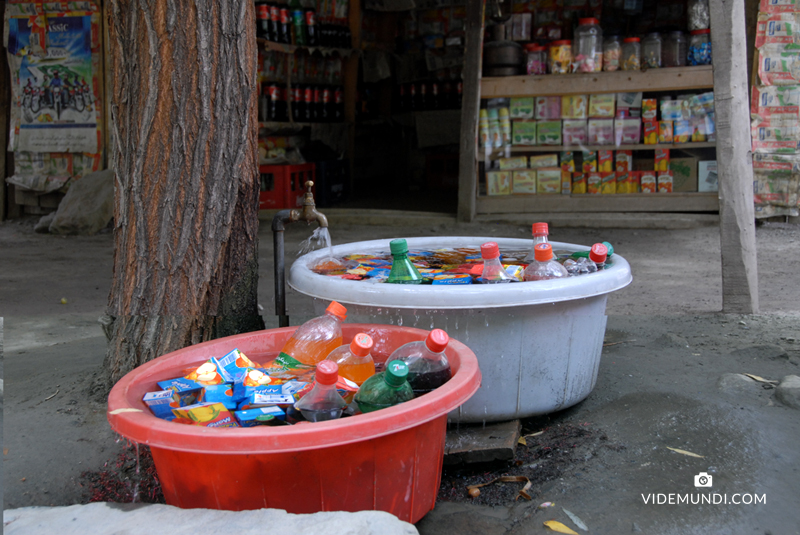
[523,243,569,281]
[294,360,347,422]
[354,360,415,413]
[274,301,347,372]
[325,332,375,386]
[388,329,451,396]
[523,222,549,263]
[386,238,423,284]
[478,242,512,284]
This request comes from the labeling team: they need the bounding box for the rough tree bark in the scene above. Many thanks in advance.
[102,0,263,390]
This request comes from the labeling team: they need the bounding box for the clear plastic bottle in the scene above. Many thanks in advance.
[294,360,347,422]
[621,37,641,71]
[573,18,603,73]
[688,0,710,31]
[523,222,549,263]
[525,43,547,75]
[642,32,662,68]
[688,29,712,66]
[523,243,568,281]
[478,242,512,283]
[548,40,572,74]
[275,301,347,371]
[662,31,687,67]
[325,332,375,386]
[387,329,451,396]
[603,35,621,72]
[386,238,423,284]
[354,360,415,413]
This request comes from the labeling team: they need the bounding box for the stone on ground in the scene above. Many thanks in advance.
[716,373,758,394]
[775,375,800,409]
[444,420,521,465]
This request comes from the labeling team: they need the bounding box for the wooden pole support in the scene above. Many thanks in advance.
[709,0,759,313]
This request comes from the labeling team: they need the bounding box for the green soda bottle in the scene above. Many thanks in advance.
[386,238,423,284]
[354,360,414,413]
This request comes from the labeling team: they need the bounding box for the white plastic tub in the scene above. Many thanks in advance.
[289,237,632,423]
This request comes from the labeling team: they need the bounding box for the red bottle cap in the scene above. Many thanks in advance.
[578,18,600,25]
[532,222,549,236]
[691,29,711,35]
[550,40,572,46]
[350,333,373,357]
[589,243,608,263]
[315,360,338,385]
[326,301,347,320]
[480,242,500,260]
[533,243,553,262]
[524,43,546,52]
[426,329,449,353]
[623,37,640,43]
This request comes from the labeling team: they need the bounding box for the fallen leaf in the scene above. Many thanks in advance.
[519,430,544,446]
[743,373,779,384]
[666,446,704,458]
[562,508,588,531]
[20,477,26,482]
[109,408,144,415]
[3,448,8,455]
[518,437,527,446]
[544,520,579,534]
[539,501,555,509]
[467,476,532,501]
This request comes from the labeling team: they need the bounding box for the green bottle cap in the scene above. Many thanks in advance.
[602,241,614,256]
[390,239,409,256]
[384,360,409,387]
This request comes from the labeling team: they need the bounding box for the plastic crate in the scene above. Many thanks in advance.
[258,163,316,210]
[284,163,316,208]
[314,159,349,207]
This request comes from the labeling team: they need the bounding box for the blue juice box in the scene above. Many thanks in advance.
[234,406,287,427]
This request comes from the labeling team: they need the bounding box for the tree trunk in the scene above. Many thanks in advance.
[102,0,263,390]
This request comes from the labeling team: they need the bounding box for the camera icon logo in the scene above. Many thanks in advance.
[694,472,713,488]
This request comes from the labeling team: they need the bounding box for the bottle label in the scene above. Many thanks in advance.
[273,352,313,371]
[280,9,290,24]
[270,5,280,21]
[305,87,313,102]
[305,10,315,27]
[334,88,343,103]
[257,5,269,19]
[322,88,331,103]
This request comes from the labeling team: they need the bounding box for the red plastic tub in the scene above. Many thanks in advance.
[107,324,481,522]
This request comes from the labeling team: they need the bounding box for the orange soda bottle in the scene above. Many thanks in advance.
[325,332,375,386]
[274,301,347,372]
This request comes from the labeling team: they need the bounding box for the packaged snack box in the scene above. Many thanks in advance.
[203,384,240,410]
[512,120,537,145]
[537,121,563,145]
[504,265,525,281]
[487,171,511,195]
[588,119,614,144]
[561,95,588,119]
[660,99,683,121]
[698,161,718,192]
[670,157,699,192]
[529,154,558,168]
[614,118,641,145]
[640,171,657,193]
[215,348,260,382]
[535,96,561,119]
[657,171,674,192]
[512,170,537,194]
[234,406,286,427]
[560,151,576,172]
[432,273,473,285]
[600,172,616,194]
[536,168,562,193]
[157,377,207,397]
[498,156,528,170]
[588,94,616,118]
[572,172,587,194]
[615,150,633,172]
[562,119,588,145]
[561,171,572,194]
[690,119,707,141]
[658,121,674,143]
[172,402,240,428]
[587,172,602,194]
[598,150,613,172]
[655,149,670,171]
[616,172,630,194]
[643,120,658,144]
[143,390,180,420]
[184,359,234,385]
[642,98,658,120]
[617,92,643,111]
[629,171,641,193]
[582,151,597,173]
[510,97,535,119]
[674,120,691,143]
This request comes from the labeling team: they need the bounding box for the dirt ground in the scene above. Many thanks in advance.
[2,214,799,533]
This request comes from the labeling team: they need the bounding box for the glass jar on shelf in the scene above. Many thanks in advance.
[603,35,621,72]
[621,37,641,71]
[688,0,710,31]
[573,18,603,72]
[642,32,662,68]
[662,31,686,67]
[548,40,572,74]
[688,29,712,65]
[525,43,547,75]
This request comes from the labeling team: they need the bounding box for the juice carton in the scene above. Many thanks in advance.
[418,268,444,282]
[658,121,674,143]
[529,154,558,168]
[171,402,240,428]
[536,168,561,193]
[562,119,588,145]
[587,172,602,194]
[512,120,537,145]
[510,97,535,119]
[215,348,259,382]
[640,171,657,193]
[503,265,525,281]
[658,171,674,193]
[581,151,597,173]
[432,273,472,284]
[486,171,511,195]
[560,151,575,172]
[673,120,691,142]
[616,172,630,194]
[231,367,278,401]
[157,377,207,399]
[184,359,234,385]
[655,149,670,171]
[203,384,241,410]
[536,120,562,145]
[561,171,572,194]
[588,93,616,118]
[512,170,537,194]
[600,172,616,194]
[234,406,286,427]
[242,386,296,409]
[598,150,613,172]
[642,98,658,120]
[535,96,561,119]
[660,99,683,121]
[615,150,633,172]
[643,120,658,144]
[690,119,707,141]
[143,390,180,420]
[629,171,641,193]
[561,95,588,119]
[572,172,587,194]
[588,119,614,144]
[498,156,528,170]
[614,118,641,145]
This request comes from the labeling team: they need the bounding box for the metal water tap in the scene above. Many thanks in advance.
[297,180,328,228]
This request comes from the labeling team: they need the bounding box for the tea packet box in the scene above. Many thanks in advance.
[655,149,670,171]
[561,171,572,194]
[658,121,674,143]
[529,154,558,168]
[172,402,240,428]
[498,156,528,170]
[510,97,534,119]
[640,171,657,193]
[587,172,602,194]
[643,120,658,144]
[535,96,562,119]
[512,170,537,194]
[616,172,631,194]
[581,151,597,173]
[512,120,537,145]
[588,94,615,118]
[536,168,562,193]
[615,150,633,172]
[598,150,614,172]
[658,171,674,193]
[562,119,588,145]
[674,120,692,142]
[537,121,563,145]
[561,95,588,119]
[642,98,658,120]
[234,406,286,427]
[660,99,684,121]
[614,118,641,145]
[600,172,617,194]
[588,119,614,144]
[487,171,511,195]
[572,172,587,194]
[560,151,576,172]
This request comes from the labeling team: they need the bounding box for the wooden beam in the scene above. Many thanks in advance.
[457,0,485,222]
[709,0,759,313]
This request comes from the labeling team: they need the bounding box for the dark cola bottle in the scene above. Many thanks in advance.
[313,85,323,121]
[321,85,332,122]
[305,9,318,47]
[418,82,427,111]
[268,3,280,42]
[334,86,344,121]
[409,83,417,112]
[256,2,270,39]
[279,5,291,44]
[292,85,304,122]
[431,82,440,110]
[267,83,279,121]
[304,85,314,122]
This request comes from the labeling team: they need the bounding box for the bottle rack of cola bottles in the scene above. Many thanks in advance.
[260,83,344,123]
[255,1,352,49]
[397,79,463,112]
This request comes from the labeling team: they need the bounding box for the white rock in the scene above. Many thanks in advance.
[3,503,420,535]
[776,375,800,410]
